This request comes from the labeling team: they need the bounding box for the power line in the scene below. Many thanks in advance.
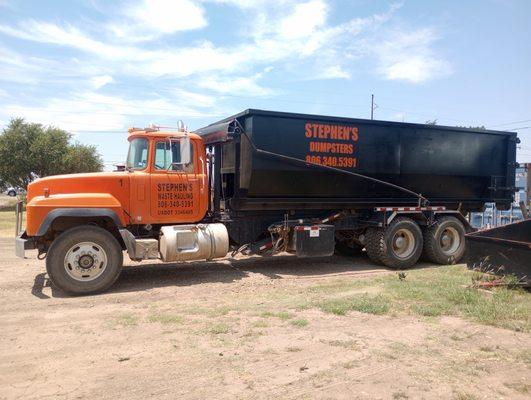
[376,105,469,124]
[488,119,531,128]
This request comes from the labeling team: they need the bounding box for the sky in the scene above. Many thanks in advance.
[0,0,530,169]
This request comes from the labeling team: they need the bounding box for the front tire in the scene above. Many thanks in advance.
[365,217,423,269]
[7,190,16,197]
[423,216,466,265]
[46,225,123,295]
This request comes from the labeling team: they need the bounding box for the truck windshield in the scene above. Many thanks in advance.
[126,138,149,170]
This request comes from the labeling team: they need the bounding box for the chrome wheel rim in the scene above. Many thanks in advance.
[392,229,415,259]
[64,242,108,281]
[440,227,460,255]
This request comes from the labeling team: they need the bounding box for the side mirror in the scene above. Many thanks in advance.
[180,136,191,165]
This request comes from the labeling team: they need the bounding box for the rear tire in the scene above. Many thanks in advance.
[423,216,465,265]
[365,217,423,269]
[46,225,123,295]
[7,190,16,197]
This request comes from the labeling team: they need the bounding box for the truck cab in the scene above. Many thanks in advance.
[16,127,228,295]
[124,128,208,226]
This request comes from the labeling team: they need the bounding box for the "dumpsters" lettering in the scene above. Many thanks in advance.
[304,122,359,168]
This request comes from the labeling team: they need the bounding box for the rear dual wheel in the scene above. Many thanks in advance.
[365,217,423,269]
[423,216,465,265]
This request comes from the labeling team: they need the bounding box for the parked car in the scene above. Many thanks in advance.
[5,187,24,197]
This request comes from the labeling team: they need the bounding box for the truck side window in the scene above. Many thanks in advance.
[154,140,194,172]
[126,138,149,170]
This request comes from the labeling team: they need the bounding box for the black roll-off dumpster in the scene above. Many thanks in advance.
[196,109,517,212]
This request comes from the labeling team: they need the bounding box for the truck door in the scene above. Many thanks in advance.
[149,137,206,224]
[127,137,151,225]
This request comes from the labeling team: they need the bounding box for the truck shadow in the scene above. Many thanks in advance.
[105,253,438,295]
[32,253,439,298]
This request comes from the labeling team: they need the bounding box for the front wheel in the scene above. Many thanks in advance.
[46,225,123,295]
[365,217,423,269]
[7,190,16,197]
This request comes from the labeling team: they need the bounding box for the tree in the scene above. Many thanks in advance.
[0,118,103,187]
[459,125,486,130]
[425,119,487,130]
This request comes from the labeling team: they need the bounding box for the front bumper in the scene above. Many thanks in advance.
[15,233,36,259]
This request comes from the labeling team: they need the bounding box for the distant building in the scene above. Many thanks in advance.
[470,163,528,229]
[515,165,528,205]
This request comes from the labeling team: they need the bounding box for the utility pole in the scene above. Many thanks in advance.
[371,94,374,120]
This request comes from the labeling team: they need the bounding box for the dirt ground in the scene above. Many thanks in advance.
[0,238,529,400]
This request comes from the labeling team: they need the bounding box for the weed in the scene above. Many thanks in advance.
[392,391,409,399]
[454,392,478,400]
[320,294,389,316]
[261,311,294,320]
[252,320,269,328]
[410,303,448,317]
[113,313,138,327]
[516,349,531,365]
[504,381,529,394]
[286,346,302,352]
[148,313,183,325]
[306,278,371,294]
[341,360,358,369]
[290,318,309,327]
[210,323,230,334]
[326,339,358,349]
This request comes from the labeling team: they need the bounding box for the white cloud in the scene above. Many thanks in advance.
[108,0,207,42]
[91,75,114,89]
[278,0,327,40]
[0,90,222,133]
[3,93,127,133]
[382,56,451,83]
[374,28,452,83]
[0,21,134,58]
[172,89,217,108]
[128,0,207,33]
[314,66,351,80]
[0,2,444,86]
[0,45,55,84]
[197,73,275,96]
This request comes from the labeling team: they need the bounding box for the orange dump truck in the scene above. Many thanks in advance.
[15,109,518,294]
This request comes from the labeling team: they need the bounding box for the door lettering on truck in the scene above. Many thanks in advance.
[304,122,358,168]
[156,183,195,216]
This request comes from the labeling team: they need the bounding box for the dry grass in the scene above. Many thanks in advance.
[0,210,20,237]
[0,194,18,210]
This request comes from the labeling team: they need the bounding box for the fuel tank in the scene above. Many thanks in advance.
[159,223,229,262]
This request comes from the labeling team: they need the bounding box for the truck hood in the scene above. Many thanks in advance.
[27,172,130,205]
